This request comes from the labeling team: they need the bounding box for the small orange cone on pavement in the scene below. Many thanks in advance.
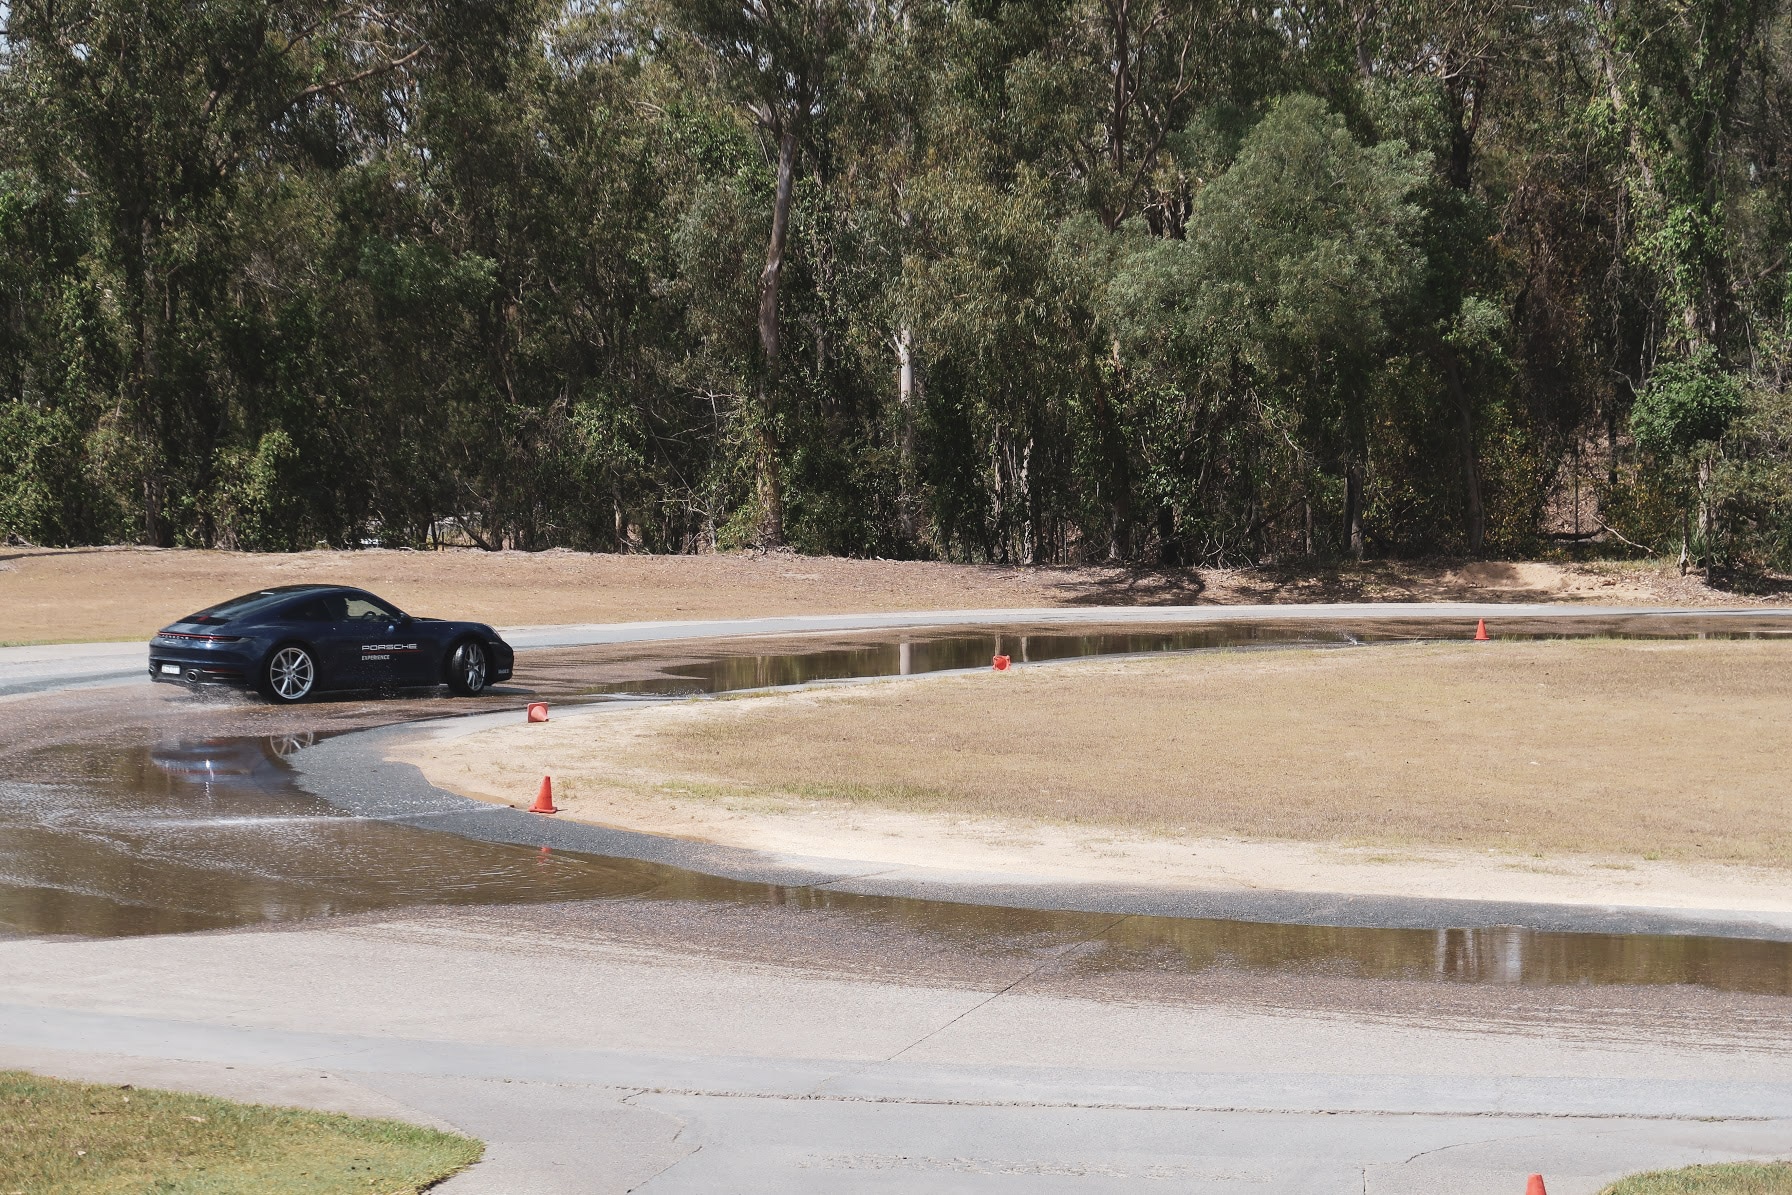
[527,701,549,723]
[1474,619,1490,641]
[1525,1175,1547,1195]
[992,654,1011,671]
[529,776,558,815]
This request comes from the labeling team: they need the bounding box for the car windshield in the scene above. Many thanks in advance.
[181,590,307,625]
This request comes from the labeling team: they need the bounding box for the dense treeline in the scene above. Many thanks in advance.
[3,0,1792,569]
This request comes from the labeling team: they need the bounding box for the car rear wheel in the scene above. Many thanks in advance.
[259,644,316,704]
[448,640,489,696]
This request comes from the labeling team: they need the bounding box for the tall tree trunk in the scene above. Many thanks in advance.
[896,325,917,542]
[1344,461,1365,561]
[1020,436,1035,565]
[1110,0,1129,174]
[127,206,172,547]
[1100,341,1132,560]
[1099,0,1130,230]
[1697,452,1714,570]
[755,129,798,546]
[1440,350,1485,553]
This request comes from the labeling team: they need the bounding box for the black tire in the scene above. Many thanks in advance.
[258,643,317,704]
[447,639,489,696]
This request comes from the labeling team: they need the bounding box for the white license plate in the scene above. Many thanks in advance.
[159,664,182,676]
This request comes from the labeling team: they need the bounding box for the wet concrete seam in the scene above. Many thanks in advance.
[546,1085,1788,1123]
[805,868,904,889]
[875,914,1136,1069]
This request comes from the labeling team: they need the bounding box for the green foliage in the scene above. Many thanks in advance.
[1631,351,1745,457]
[1710,384,1792,569]
[215,430,304,551]
[1090,95,1423,560]
[0,402,123,545]
[1187,95,1423,374]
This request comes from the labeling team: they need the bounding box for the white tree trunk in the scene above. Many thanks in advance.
[896,325,917,540]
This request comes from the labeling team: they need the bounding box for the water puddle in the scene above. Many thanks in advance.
[6,617,1792,997]
[569,615,1792,697]
[0,735,668,938]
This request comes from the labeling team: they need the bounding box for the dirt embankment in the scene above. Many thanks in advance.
[399,639,1792,914]
[0,546,1777,645]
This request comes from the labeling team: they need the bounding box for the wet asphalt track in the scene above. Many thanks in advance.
[3,604,1792,1192]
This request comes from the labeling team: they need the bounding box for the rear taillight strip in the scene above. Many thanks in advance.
[157,632,242,643]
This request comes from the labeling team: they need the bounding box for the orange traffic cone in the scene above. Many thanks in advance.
[1525,1175,1547,1195]
[529,776,558,815]
[992,655,1011,671]
[1474,619,1490,641]
[527,701,549,723]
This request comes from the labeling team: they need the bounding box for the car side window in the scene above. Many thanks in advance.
[312,594,349,621]
[291,599,332,622]
[343,595,399,621]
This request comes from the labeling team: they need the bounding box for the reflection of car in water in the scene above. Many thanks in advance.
[149,734,316,792]
[147,584,514,703]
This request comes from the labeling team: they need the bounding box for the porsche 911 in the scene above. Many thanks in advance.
[147,584,514,703]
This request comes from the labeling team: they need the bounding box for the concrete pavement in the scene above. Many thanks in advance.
[7,606,1792,1191]
[3,909,1790,1192]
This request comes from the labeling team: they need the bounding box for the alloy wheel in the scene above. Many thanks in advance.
[269,646,314,701]
[461,643,487,691]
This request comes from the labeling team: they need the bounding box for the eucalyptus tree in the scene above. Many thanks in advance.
[1593,0,1769,353]
[0,0,523,546]
[1354,0,1547,553]
[1012,0,1274,232]
[1630,350,1745,569]
[658,0,863,545]
[1109,95,1425,558]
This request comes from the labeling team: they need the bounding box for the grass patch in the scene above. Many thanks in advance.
[0,1070,481,1194]
[1601,1162,1792,1193]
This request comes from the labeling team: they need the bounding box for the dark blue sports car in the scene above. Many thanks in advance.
[148,585,514,703]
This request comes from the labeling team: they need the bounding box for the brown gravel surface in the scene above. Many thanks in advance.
[1,545,1781,645]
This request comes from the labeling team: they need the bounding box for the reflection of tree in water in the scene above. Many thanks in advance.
[574,619,1792,699]
[587,625,1369,696]
[636,879,1792,998]
[1081,915,1792,997]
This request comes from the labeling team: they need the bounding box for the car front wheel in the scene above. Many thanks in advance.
[448,640,489,696]
[259,644,316,703]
